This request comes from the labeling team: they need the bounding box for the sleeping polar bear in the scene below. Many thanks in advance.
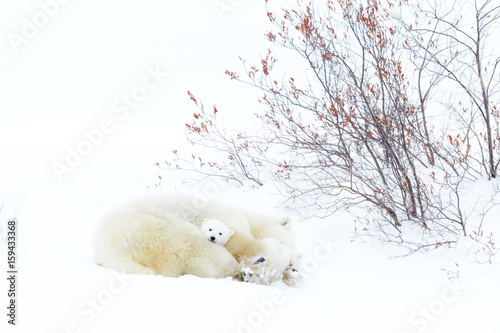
[93,193,300,282]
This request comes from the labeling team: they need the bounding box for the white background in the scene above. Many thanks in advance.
[1,1,499,332]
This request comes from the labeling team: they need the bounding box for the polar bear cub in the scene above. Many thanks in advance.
[259,238,291,271]
[201,218,234,246]
[241,238,300,285]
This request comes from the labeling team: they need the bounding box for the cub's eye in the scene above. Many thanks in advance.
[209,229,212,231]
[219,233,222,235]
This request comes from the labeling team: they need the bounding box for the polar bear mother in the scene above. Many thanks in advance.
[92,193,299,280]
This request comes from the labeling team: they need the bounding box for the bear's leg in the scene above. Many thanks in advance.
[185,241,241,279]
[94,246,157,276]
[112,257,156,275]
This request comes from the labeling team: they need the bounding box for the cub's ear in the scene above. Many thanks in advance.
[202,218,209,223]
[228,230,234,237]
[281,217,292,228]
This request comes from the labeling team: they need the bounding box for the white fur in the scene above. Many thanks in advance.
[201,218,234,246]
[260,238,291,271]
[92,193,299,281]
[92,210,239,279]
[240,238,302,286]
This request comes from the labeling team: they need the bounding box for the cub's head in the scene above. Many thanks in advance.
[201,218,234,246]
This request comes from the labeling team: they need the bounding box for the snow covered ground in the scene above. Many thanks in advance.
[1,1,499,332]
[1,172,500,333]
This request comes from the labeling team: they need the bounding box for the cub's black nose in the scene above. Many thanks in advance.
[210,236,216,241]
